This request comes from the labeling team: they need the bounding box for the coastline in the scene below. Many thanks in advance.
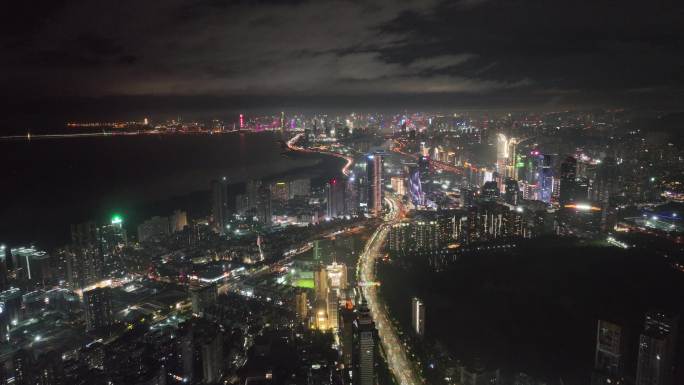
[1,131,346,249]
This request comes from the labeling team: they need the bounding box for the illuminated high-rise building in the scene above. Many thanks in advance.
[559,156,578,207]
[256,184,272,226]
[84,287,113,332]
[0,288,23,333]
[169,209,188,233]
[288,178,311,198]
[466,203,510,243]
[408,166,424,206]
[294,290,308,323]
[496,133,510,175]
[391,176,406,196]
[99,215,127,262]
[366,153,384,216]
[178,319,225,384]
[211,178,230,234]
[481,181,499,200]
[0,245,7,291]
[270,181,289,202]
[327,290,339,331]
[418,156,431,194]
[496,134,518,180]
[340,306,355,372]
[68,221,103,289]
[355,301,376,385]
[636,311,679,385]
[137,215,170,242]
[71,221,99,247]
[200,331,224,383]
[504,179,520,205]
[414,220,440,251]
[538,154,554,203]
[345,175,360,216]
[191,284,217,317]
[388,222,411,254]
[596,157,618,229]
[314,299,328,330]
[326,178,345,218]
[326,261,348,293]
[412,297,425,337]
[314,265,328,301]
[592,320,626,385]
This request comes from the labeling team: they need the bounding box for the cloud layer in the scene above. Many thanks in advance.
[1,0,683,111]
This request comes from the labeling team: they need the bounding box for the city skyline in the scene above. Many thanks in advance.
[2,1,684,385]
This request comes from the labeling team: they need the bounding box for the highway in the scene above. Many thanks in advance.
[357,196,419,385]
[392,138,469,175]
[287,133,419,384]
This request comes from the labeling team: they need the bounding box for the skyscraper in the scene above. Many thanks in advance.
[412,297,425,337]
[270,181,289,202]
[211,178,229,234]
[191,284,217,317]
[83,287,113,332]
[496,133,510,178]
[408,165,424,206]
[481,181,500,200]
[414,220,440,251]
[294,290,308,323]
[314,265,328,301]
[256,184,272,226]
[66,245,103,290]
[391,176,406,196]
[0,288,23,333]
[345,175,359,216]
[201,331,224,383]
[504,179,520,205]
[559,156,578,207]
[137,215,170,242]
[539,154,554,203]
[327,290,339,331]
[99,215,128,255]
[0,245,7,291]
[596,157,618,229]
[496,134,518,180]
[169,209,188,233]
[288,178,311,198]
[592,320,625,385]
[326,178,345,218]
[179,319,225,384]
[355,301,376,385]
[389,222,412,254]
[71,221,99,247]
[366,153,384,216]
[418,155,431,195]
[636,311,679,385]
[326,261,348,293]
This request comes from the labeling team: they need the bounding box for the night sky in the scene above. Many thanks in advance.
[2,0,683,126]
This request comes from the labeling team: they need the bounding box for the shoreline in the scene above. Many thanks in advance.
[1,131,345,249]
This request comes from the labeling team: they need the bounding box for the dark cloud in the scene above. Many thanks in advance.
[1,0,683,122]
